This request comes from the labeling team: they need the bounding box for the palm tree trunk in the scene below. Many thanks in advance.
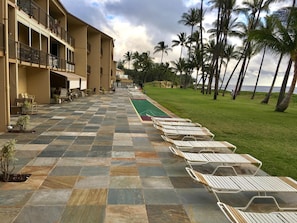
[275,59,297,112]
[222,56,242,96]
[262,54,283,104]
[277,58,293,105]
[251,47,266,99]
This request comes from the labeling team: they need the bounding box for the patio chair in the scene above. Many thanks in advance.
[153,123,203,131]
[154,120,202,127]
[148,115,192,123]
[170,147,262,175]
[186,167,297,204]
[217,201,297,223]
[161,135,237,152]
[160,127,215,140]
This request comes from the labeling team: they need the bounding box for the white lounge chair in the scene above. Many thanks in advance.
[218,201,297,223]
[186,167,297,203]
[161,135,237,152]
[170,147,262,175]
[160,127,215,140]
[148,115,192,123]
[154,123,203,131]
[154,120,202,127]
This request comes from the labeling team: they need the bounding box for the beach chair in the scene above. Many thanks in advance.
[218,201,297,223]
[170,147,262,175]
[153,123,203,131]
[186,167,297,204]
[154,120,202,127]
[161,135,237,152]
[148,115,192,123]
[160,127,215,140]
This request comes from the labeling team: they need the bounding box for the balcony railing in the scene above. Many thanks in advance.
[8,39,75,71]
[0,23,4,53]
[17,0,75,47]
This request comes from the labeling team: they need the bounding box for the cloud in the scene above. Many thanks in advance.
[60,0,293,86]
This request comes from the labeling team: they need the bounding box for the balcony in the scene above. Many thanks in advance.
[8,40,74,71]
[17,0,75,47]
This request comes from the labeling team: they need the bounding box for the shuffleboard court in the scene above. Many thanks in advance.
[131,99,170,121]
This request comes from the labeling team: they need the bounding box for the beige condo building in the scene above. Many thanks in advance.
[0,0,116,132]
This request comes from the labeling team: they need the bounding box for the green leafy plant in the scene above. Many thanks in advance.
[16,115,30,131]
[22,100,31,114]
[0,139,17,182]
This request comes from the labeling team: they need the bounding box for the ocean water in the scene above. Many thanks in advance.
[227,85,297,94]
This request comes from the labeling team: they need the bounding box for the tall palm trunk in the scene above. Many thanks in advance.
[275,59,297,112]
[222,56,242,96]
[262,54,283,104]
[277,58,293,105]
[251,47,266,99]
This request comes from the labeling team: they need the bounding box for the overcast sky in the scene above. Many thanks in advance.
[60,0,293,86]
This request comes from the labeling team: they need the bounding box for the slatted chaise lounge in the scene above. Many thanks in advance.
[161,135,236,152]
[153,123,204,131]
[218,201,297,223]
[170,147,262,175]
[154,120,202,127]
[149,115,192,123]
[186,167,297,204]
[159,127,215,140]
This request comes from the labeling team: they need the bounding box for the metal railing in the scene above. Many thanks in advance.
[8,39,75,71]
[17,0,75,47]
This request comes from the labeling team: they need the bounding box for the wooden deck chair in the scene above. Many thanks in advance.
[170,147,262,175]
[161,136,237,153]
[186,167,297,203]
[218,201,297,223]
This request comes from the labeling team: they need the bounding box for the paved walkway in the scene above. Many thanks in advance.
[0,88,278,223]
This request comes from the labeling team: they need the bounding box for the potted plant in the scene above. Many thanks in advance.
[16,115,30,131]
[0,139,17,182]
[21,100,31,114]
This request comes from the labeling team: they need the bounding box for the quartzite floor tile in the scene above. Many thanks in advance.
[107,189,144,204]
[143,189,180,205]
[105,205,149,223]
[40,176,78,189]
[28,189,72,206]
[0,190,33,207]
[109,176,142,188]
[49,166,82,176]
[141,177,173,189]
[80,166,110,176]
[110,166,138,176]
[146,205,191,223]
[75,176,109,189]
[67,189,107,205]
[60,205,106,223]
[0,207,21,223]
[183,204,229,223]
[13,205,65,223]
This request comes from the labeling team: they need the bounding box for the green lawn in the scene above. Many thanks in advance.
[144,84,297,179]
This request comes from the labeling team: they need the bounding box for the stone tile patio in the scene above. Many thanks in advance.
[0,88,293,222]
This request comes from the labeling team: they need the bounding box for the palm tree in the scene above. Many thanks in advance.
[123,51,133,69]
[219,44,240,90]
[249,8,297,112]
[179,8,201,58]
[153,41,172,64]
[172,32,187,60]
